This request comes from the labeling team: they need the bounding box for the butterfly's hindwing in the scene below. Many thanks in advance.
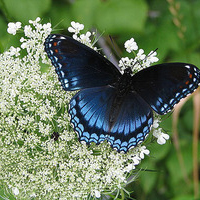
[132,63,200,115]
[107,90,153,152]
[69,86,114,144]
[69,86,153,152]
[44,34,121,91]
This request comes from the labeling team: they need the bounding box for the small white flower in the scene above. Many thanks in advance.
[7,22,21,35]
[68,21,84,34]
[152,118,160,128]
[29,17,41,25]
[153,128,170,145]
[119,57,134,67]
[148,51,159,62]
[119,57,135,72]
[72,34,78,40]
[124,38,138,53]
[144,51,159,67]
[139,146,150,159]
[5,46,21,56]
[43,23,52,32]
[24,25,32,37]
[131,155,141,165]
[30,193,37,198]
[21,42,28,49]
[124,163,136,172]
[136,49,146,60]
[94,190,101,198]
[80,31,91,44]
[12,187,19,195]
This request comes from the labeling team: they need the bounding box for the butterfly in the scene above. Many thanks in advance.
[44,34,200,153]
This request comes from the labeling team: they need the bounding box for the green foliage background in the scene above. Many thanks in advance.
[0,0,200,199]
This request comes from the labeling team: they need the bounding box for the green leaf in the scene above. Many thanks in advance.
[45,1,72,31]
[166,144,194,195]
[172,195,195,200]
[71,0,101,30]
[95,0,148,34]
[178,1,200,46]
[149,142,171,161]
[0,185,16,200]
[139,162,157,194]
[138,19,180,60]
[4,0,51,23]
[0,16,8,52]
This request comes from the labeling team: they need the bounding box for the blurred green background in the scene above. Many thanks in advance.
[0,0,200,199]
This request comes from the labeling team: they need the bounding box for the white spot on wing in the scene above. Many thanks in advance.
[60,36,66,40]
[185,65,190,69]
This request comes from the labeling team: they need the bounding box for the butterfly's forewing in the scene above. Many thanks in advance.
[69,85,153,152]
[132,63,200,115]
[44,34,121,91]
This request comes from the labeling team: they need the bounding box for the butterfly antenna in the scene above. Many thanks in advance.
[150,48,158,56]
[91,29,104,46]
[109,35,126,70]
[133,48,158,70]
[109,35,122,59]
[133,57,143,68]
[51,20,65,32]
[95,33,119,69]
[143,48,158,62]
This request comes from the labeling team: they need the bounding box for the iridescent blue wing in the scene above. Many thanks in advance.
[132,63,200,115]
[44,34,121,91]
[69,85,153,153]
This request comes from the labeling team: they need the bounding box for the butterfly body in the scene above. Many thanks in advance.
[45,34,200,152]
[109,68,133,124]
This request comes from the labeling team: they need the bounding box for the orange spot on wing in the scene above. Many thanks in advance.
[55,49,58,53]
[189,73,192,79]
[185,80,189,85]
[53,42,57,46]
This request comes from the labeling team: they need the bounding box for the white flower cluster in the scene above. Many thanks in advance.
[124,38,138,53]
[151,116,170,145]
[119,39,159,73]
[0,19,169,200]
[7,21,21,35]
[153,128,170,145]
[68,21,97,50]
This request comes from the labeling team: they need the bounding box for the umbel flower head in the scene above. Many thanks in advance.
[0,18,169,199]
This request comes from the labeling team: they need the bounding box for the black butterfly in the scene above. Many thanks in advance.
[44,34,200,153]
